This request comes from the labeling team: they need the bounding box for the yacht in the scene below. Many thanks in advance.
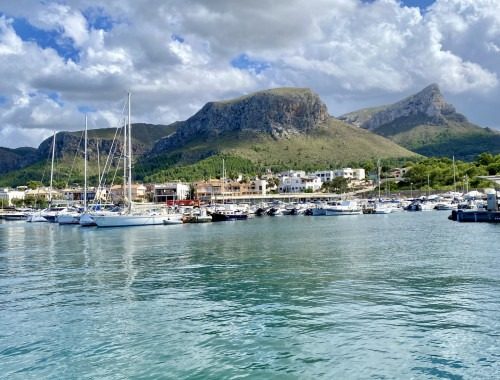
[324,200,363,216]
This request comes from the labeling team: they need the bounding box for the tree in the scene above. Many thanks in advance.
[477,152,494,166]
[27,180,42,190]
[322,177,349,194]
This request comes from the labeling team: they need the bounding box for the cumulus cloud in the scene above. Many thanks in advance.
[0,0,499,148]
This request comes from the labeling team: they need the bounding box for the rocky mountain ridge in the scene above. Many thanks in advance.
[152,88,329,153]
[339,84,464,130]
[339,84,500,159]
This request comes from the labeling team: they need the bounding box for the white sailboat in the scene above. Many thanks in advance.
[59,116,89,225]
[93,93,182,227]
[27,131,57,223]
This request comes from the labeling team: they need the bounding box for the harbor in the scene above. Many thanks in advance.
[2,185,499,225]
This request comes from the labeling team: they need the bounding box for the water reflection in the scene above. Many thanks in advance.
[0,213,499,379]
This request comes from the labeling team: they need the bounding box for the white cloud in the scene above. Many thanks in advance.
[0,17,23,55]
[37,3,90,47]
[0,0,499,149]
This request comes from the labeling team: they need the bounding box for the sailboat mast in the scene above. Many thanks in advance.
[222,158,225,205]
[49,131,56,205]
[127,92,132,210]
[123,115,127,203]
[427,173,430,197]
[96,138,101,200]
[452,155,457,193]
[84,115,88,211]
[377,159,381,200]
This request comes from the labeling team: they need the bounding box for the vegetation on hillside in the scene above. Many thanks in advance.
[389,153,500,191]
[370,114,500,160]
[135,118,418,177]
[143,154,260,183]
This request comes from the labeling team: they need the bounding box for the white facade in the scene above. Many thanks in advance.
[152,182,190,202]
[333,168,365,181]
[0,188,26,206]
[314,168,365,183]
[352,168,365,181]
[249,179,267,195]
[313,170,335,182]
[279,170,306,178]
[279,174,322,193]
[334,168,354,179]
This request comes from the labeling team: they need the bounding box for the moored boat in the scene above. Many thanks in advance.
[324,200,362,216]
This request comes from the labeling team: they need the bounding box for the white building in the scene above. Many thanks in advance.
[313,170,335,182]
[248,179,267,195]
[279,172,322,193]
[314,168,366,183]
[151,182,191,203]
[333,168,365,181]
[0,188,26,207]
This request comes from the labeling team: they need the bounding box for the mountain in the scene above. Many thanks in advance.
[143,88,416,172]
[0,123,177,187]
[339,84,500,160]
[0,147,39,175]
[0,88,417,187]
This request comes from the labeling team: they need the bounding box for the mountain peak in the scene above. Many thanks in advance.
[152,87,329,153]
[361,84,460,131]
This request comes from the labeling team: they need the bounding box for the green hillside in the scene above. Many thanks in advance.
[0,87,420,187]
[373,115,500,160]
[0,123,177,187]
[0,147,39,174]
[138,118,418,182]
[340,84,500,160]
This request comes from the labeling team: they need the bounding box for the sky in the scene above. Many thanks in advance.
[0,0,499,148]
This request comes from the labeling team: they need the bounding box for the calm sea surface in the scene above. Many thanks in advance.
[1,212,499,379]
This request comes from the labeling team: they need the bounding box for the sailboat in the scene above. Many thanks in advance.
[27,131,58,223]
[93,93,183,227]
[209,158,248,222]
[59,116,90,225]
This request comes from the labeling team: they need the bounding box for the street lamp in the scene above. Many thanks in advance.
[410,182,413,199]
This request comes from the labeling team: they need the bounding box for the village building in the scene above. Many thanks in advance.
[193,178,268,201]
[0,188,26,207]
[61,187,98,203]
[278,171,322,193]
[24,187,61,201]
[149,182,191,203]
[109,184,147,203]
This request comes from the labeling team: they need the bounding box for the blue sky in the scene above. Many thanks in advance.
[401,0,436,9]
[11,16,80,61]
[0,0,498,148]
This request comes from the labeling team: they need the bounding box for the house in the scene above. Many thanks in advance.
[24,187,61,201]
[0,188,26,207]
[109,183,147,203]
[279,171,322,193]
[149,182,191,203]
[389,167,409,180]
[193,178,268,200]
[313,170,335,183]
[333,168,366,181]
[61,187,97,202]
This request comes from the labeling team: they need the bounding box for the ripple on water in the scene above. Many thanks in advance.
[1,213,500,378]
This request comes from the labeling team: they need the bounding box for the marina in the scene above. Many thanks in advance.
[1,1,500,379]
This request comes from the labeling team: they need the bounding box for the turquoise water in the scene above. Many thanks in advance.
[1,212,499,379]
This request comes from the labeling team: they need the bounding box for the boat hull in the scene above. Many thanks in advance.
[94,214,177,227]
[449,210,500,223]
[26,213,48,223]
[79,213,97,227]
[324,210,363,216]
[57,214,81,225]
[210,212,248,222]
